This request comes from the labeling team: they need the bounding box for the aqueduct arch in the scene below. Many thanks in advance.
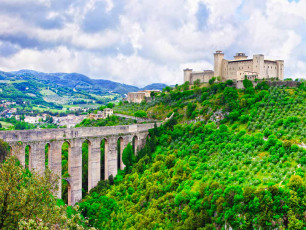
[0,123,155,205]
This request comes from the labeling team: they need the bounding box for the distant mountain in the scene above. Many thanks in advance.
[141,83,167,91]
[1,70,167,95]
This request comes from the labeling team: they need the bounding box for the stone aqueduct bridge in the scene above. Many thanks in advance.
[0,123,156,205]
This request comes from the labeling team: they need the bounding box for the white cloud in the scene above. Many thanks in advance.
[89,54,181,86]
[237,0,306,78]
[0,46,81,73]
[0,0,50,6]
[119,16,143,53]
[0,0,305,87]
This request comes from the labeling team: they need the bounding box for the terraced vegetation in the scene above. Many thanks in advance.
[113,101,153,116]
[78,79,306,229]
[247,87,305,143]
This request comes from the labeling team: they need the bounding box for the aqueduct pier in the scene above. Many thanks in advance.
[0,123,155,205]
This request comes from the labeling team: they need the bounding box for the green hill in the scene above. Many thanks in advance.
[78,80,306,229]
[0,74,121,110]
[0,70,168,113]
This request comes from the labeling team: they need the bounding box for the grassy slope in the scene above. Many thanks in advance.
[0,121,14,129]
[0,79,119,110]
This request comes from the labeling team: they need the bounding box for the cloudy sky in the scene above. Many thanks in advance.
[0,0,305,86]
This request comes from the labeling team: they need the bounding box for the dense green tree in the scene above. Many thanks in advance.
[82,140,89,197]
[255,81,270,90]
[62,142,69,204]
[243,77,253,88]
[194,79,201,86]
[225,80,234,86]
[183,81,190,91]
[0,156,90,229]
[122,143,135,172]
[134,110,147,118]
[209,77,216,85]
[186,103,197,119]
[0,139,8,163]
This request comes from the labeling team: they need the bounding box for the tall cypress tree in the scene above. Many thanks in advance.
[122,143,134,173]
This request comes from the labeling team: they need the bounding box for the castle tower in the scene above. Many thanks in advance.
[252,54,264,79]
[184,68,193,83]
[276,60,284,80]
[214,51,224,78]
[234,53,248,60]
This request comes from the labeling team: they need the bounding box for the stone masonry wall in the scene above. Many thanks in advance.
[0,123,157,205]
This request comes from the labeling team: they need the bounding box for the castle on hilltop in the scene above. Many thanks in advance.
[184,51,284,84]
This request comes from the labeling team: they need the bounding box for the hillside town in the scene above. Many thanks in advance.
[0,99,114,128]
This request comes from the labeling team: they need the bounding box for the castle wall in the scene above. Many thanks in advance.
[266,80,299,87]
[236,71,258,81]
[262,61,278,79]
[226,60,254,80]
[221,60,228,81]
[235,80,299,89]
[190,71,214,84]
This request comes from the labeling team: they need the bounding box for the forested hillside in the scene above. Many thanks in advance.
[79,79,306,229]
[0,69,167,98]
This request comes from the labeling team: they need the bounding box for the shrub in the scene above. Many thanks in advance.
[134,110,147,118]
[243,77,253,89]
[239,115,250,123]
[209,77,216,85]
[264,128,272,138]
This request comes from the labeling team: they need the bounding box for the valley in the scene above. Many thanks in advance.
[1,77,305,229]
[0,70,166,130]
